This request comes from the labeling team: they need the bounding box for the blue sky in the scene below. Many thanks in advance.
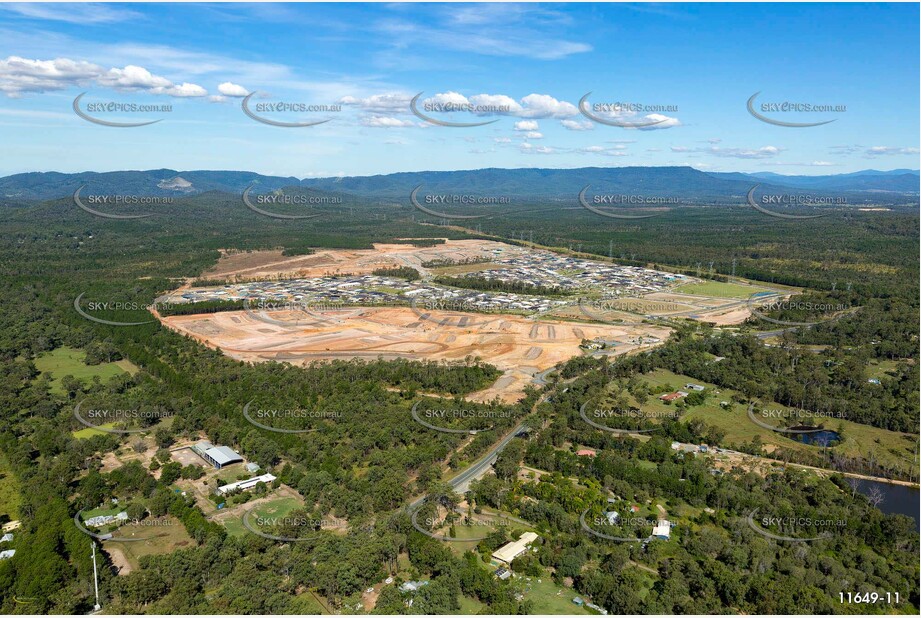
[0,2,918,177]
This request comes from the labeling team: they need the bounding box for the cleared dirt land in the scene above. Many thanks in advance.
[200,239,514,282]
[161,307,669,402]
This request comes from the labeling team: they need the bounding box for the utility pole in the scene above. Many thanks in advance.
[731,258,737,277]
[91,541,101,611]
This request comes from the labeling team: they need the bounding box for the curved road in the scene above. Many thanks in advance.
[408,421,528,511]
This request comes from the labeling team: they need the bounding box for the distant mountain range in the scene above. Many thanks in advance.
[1,166,917,204]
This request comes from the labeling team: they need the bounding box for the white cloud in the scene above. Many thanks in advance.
[339,92,411,113]
[0,56,100,95]
[520,143,554,154]
[708,145,780,159]
[517,94,577,118]
[634,113,681,131]
[469,93,522,115]
[494,137,512,144]
[0,3,141,24]
[217,81,248,97]
[361,115,416,128]
[865,146,920,156]
[671,144,781,159]
[0,55,208,98]
[514,120,539,131]
[561,119,593,131]
[160,82,207,97]
[524,131,543,139]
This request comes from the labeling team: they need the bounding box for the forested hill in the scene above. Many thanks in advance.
[1,166,917,204]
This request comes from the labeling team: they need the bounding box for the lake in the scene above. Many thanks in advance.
[792,428,841,447]
[854,479,920,529]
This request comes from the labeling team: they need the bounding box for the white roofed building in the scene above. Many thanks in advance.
[492,532,539,566]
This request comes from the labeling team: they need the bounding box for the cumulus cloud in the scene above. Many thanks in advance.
[520,143,554,154]
[0,55,208,98]
[360,115,417,128]
[865,146,920,156]
[671,144,781,159]
[708,145,780,159]
[160,82,207,97]
[217,81,248,97]
[340,91,580,122]
[524,131,543,139]
[633,113,681,131]
[578,146,627,156]
[515,93,578,118]
[339,93,412,113]
[561,119,593,131]
[514,120,539,131]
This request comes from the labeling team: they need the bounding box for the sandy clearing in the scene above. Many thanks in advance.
[201,239,528,282]
[161,307,669,401]
[104,546,133,575]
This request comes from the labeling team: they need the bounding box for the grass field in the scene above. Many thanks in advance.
[73,422,118,439]
[34,347,137,394]
[223,495,304,537]
[457,594,486,614]
[514,568,593,615]
[0,452,21,521]
[110,516,194,570]
[293,591,331,614]
[674,281,771,299]
[82,506,122,519]
[631,369,918,477]
[865,359,906,380]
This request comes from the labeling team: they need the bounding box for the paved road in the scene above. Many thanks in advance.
[754,326,800,340]
[408,421,528,511]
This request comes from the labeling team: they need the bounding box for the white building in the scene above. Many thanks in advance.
[652,520,671,540]
[492,532,539,566]
[217,473,277,495]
